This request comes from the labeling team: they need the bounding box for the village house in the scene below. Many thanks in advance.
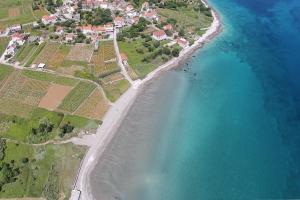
[7,24,22,34]
[126,4,134,12]
[141,2,149,11]
[143,9,159,21]
[177,37,189,48]
[82,0,110,10]
[79,23,114,35]
[65,33,75,42]
[55,26,64,35]
[42,15,57,25]
[120,53,128,66]
[153,30,167,41]
[11,33,25,45]
[114,16,125,28]
[163,24,173,31]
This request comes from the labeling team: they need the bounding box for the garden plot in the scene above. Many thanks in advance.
[66,44,93,62]
[75,88,109,119]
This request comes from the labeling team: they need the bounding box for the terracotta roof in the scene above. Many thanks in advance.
[120,53,128,61]
[163,24,173,30]
[153,30,166,37]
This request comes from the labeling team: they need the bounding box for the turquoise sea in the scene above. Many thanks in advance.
[90,0,300,199]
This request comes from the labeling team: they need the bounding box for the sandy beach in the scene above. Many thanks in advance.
[74,5,222,200]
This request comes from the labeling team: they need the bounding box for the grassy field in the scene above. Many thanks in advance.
[22,70,79,86]
[58,81,97,113]
[158,6,213,35]
[119,39,163,78]
[0,64,13,84]
[0,141,86,199]
[0,37,9,56]
[0,0,48,30]
[25,42,46,67]
[101,73,130,102]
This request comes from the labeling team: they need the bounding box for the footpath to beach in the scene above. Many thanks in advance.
[73,6,222,200]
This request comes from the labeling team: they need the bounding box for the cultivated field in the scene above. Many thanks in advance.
[15,43,39,65]
[66,43,93,62]
[0,0,48,30]
[47,44,71,69]
[0,37,10,56]
[33,42,60,65]
[100,73,130,102]
[58,81,97,113]
[75,88,109,119]
[91,41,119,77]
[38,84,72,110]
[0,71,50,107]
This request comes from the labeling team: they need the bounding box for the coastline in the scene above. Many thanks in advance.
[74,5,222,200]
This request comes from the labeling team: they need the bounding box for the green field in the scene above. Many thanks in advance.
[0,0,48,30]
[58,82,97,112]
[22,69,79,86]
[0,141,86,199]
[15,43,40,65]
[0,37,9,56]
[25,42,46,67]
[0,64,13,83]
[158,6,213,35]
[119,39,170,78]
[102,79,130,102]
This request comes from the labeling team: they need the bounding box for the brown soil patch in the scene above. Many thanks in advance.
[75,88,109,119]
[38,84,72,110]
[8,7,20,18]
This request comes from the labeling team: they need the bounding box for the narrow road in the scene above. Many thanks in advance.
[113,29,135,86]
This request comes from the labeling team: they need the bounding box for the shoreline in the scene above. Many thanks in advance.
[74,5,222,200]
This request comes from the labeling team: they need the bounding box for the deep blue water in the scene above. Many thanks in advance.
[90,0,300,199]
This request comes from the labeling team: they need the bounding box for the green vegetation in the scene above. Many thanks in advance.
[80,8,113,26]
[119,38,178,78]
[117,17,150,40]
[61,115,99,129]
[158,6,213,36]
[0,0,48,29]
[25,42,46,67]
[0,65,13,83]
[0,142,85,198]
[58,82,96,112]
[101,79,130,102]
[22,69,79,86]
[0,37,9,56]
[15,43,39,64]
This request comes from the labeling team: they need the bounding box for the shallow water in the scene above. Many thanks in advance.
[90,0,300,199]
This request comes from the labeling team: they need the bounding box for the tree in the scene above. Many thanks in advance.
[179,28,185,37]
[59,122,74,138]
[172,48,180,57]
[162,47,171,55]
